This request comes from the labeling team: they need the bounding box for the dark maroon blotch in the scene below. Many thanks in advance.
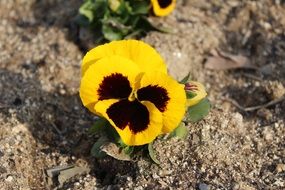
[157,0,172,8]
[137,85,170,112]
[98,73,132,100]
[106,100,150,134]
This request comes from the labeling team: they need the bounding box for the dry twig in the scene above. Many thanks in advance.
[223,96,285,112]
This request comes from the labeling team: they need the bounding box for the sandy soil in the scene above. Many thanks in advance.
[0,0,284,189]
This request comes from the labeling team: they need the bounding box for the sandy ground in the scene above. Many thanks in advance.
[0,0,285,189]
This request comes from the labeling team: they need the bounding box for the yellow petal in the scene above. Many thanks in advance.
[108,0,120,11]
[82,40,167,76]
[94,99,163,146]
[137,72,186,133]
[151,0,176,17]
[186,81,207,107]
[79,55,141,114]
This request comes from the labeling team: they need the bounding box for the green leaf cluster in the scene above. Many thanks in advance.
[77,0,161,41]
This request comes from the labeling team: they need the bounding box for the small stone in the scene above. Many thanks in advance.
[262,127,273,142]
[221,101,231,112]
[266,81,285,100]
[231,112,243,128]
[159,170,172,177]
[152,173,159,179]
[200,165,206,173]
[275,164,285,173]
[198,183,209,190]
[263,22,271,30]
[0,166,7,173]
[257,108,273,121]
[5,175,13,182]
[232,182,240,190]
[260,64,275,76]
[221,119,229,128]
[59,88,66,95]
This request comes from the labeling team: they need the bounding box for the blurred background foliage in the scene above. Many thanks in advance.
[77,0,171,42]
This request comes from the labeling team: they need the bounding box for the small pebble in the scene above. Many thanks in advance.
[152,173,159,179]
[159,170,172,177]
[275,164,285,173]
[232,182,240,190]
[0,166,7,173]
[198,183,209,190]
[5,175,13,182]
[257,108,272,121]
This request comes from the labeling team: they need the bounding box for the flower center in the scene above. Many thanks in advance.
[128,91,137,102]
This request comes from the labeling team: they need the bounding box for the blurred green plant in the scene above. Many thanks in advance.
[77,0,166,42]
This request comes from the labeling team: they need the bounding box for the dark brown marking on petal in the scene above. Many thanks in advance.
[157,0,172,8]
[106,100,150,134]
[137,85,170,112]
[98,73,132,100]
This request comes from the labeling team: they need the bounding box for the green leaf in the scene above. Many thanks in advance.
[124,29,143,39]
[117,138,129,149]
[92,0,108,19]
[102,24,124,41]
[187,98,211,122]
[90,136,109,158]
[102,16,131,33]
[75,14,91,27]
[79,0,108,22]
[79,1,95,22]
[123,146,134,155]
[103,121,121,142]
[129,1,150,15]
[88,117,108,134]
[169,122,188,139]
[148,142,160,164]
[186,91,197,99]
[180,73,190,84]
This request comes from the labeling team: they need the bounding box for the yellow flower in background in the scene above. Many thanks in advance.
[80,52,186,145]
[81,40,167,76]
[151,0,176,16]
[108,0,121,12]
[185,81,207,107]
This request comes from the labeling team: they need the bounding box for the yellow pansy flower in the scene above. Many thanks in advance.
[108,0,121,12]
[151,0,176,17]
[81,40,167,76]
[185,81,207,107]
[80,56,186,146]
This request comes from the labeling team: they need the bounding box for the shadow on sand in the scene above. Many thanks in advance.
[0,69,139,189]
